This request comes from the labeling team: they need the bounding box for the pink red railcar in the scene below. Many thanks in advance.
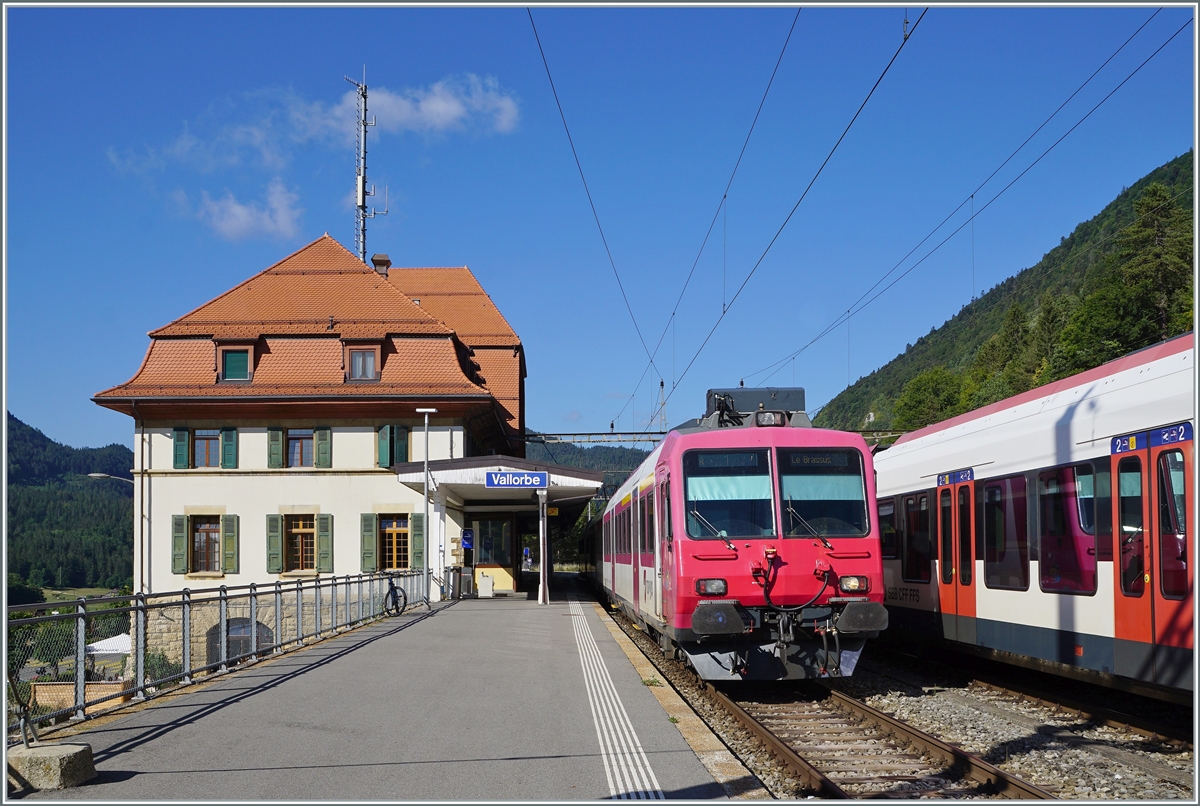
[585,389,888,681]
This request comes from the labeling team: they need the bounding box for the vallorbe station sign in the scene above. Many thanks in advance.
[485,471,548,489]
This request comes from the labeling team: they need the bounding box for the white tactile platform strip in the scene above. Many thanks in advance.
[569,597,665,799]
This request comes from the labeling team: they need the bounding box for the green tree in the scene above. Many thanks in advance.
[7,574,45,606]
[1115,182,1194,343]
[894,366,963,430]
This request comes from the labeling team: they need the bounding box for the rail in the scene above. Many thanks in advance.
[5,570,425,739]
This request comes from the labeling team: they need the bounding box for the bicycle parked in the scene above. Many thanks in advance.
[381,573,408,617]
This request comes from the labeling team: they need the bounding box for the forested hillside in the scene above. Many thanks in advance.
[816,150,1194,432]
[525,433,649,491]
[6,413,134,590]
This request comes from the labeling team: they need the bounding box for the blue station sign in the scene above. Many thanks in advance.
[485,470,548,489]
[937,468,974,486]
[460,529,474,550]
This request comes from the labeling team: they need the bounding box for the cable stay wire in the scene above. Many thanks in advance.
[824,7,1163,345]
[640,7,930,433]
[527,8,663,384]
[746,14,1193,386]
[609,6,803,429]
[744,7,1170,383]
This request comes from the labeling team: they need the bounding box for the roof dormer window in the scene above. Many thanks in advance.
[350,349,376,380]
[221,348,251,382]
[344,343,381,382]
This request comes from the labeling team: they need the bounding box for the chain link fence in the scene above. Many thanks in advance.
[7,570,426,738]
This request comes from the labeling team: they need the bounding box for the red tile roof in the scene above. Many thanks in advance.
[386,267,521,348]
[150,235,450,339]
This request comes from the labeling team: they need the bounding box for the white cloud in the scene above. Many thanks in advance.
[197,178,302,241]
[292,74,521,144]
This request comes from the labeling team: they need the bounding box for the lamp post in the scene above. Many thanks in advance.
[88,474,139,591]
[415,408,437,607]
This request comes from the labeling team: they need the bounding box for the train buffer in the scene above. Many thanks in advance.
[16,576,766,801]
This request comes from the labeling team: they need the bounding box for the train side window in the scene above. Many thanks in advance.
[939,489,953,585]
[902,493,932,583]
[1038,465,1097,594]
[983,476,1029,590]
[957,487,972,585]
[603,517,610,561]
[1157,449,1188,599]
[1093,457,1113,561]
[1117,457,1144,596]
[878,500,897,559]
[644,491,656,558]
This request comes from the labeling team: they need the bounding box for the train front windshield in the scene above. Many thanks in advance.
[684,450,775,538]
[778,449,869,537]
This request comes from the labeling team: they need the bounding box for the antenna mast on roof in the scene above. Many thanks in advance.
[345,67,388,263]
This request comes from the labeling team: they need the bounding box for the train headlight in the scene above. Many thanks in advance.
[754,410,786,427]
[695,578,728,596]
[838,576,869,593]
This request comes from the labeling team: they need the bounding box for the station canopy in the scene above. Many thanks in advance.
[392,456,604,521]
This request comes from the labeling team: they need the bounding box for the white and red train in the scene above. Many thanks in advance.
[873,333,1194,700]
[586,388,889,681]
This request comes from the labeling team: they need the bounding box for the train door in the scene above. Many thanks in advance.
[1148,423,1193,689]
[935,471,977,643]
[1112,436,1152,683]
[631,493,641,613]
[657,474,671,623]
[640,484,659,619]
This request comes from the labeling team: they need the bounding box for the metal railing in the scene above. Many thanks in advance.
[6,571,425,737]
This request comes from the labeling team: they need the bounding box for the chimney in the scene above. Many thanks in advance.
[371,253,391,277]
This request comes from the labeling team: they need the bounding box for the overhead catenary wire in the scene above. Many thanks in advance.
[609,7,803,430]
[527,8,664,386]
[640,8,930,432]
[745,10,1188,386]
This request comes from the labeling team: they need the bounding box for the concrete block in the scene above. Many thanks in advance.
[6,742,97,791]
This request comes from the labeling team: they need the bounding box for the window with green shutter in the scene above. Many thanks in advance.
[315,426,332,468]
[266,514,283,573]
[377,425,391,468]
[172,515,187,573]
[220,428,238,469]
[410,513,424,570]
[222,514,240,574]
[316,514,334,572]
[222,349,250,381]
[394,426,409,464]
[173,428,190,469]
[267,427,284,468]
[361,514,378,573]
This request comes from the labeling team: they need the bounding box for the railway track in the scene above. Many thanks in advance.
[711,683,1058,799]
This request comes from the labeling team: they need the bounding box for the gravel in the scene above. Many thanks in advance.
[611,612,1195,800]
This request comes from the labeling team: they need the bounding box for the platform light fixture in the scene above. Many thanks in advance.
[416,408,438,605]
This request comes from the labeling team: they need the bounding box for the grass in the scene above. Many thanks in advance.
[41,587,118,602]
[641,677,662,687]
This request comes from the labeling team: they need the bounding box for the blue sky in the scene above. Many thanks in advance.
[4,5,1196,450]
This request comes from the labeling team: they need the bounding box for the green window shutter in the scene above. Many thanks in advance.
[172,515,188,574]
[361,513,378,573]
[222,514,239,574]
[266,514,283,573]
[410,513,424,570]
[267,427,284,469]
[173,428,190,469]
[395,426,409,463]
[315,426,332,468]
[316,514,334,573]
[220,427,238,469]
[377,425,392,468]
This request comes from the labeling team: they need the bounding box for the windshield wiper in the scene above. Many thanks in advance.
[690,509,737,552]
[786,497,833,550]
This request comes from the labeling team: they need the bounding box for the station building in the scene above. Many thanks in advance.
[94,234,601,599]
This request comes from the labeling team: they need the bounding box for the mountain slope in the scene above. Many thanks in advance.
[5,413,134,589]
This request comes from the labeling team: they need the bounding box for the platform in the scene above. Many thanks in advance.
[18,577,760,800]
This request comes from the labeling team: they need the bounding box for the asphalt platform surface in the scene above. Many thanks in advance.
[19,577,727,801]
